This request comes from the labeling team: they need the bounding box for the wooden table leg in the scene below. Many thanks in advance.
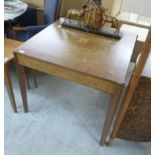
[4,63,17,113]
[25,68,38,89]
[25,68,31,89]
[15,57,28,113]
[31,69,38,88]
[100,85,124,146]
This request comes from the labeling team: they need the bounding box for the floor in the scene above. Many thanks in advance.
[4,67,151,155]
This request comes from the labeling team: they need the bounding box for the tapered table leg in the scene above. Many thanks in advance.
[100,85,124,146]
[4,63,17,113]
[25,68,38,89]
[15,57,28,113]
[25,68,31,89]
[31,69,38,88]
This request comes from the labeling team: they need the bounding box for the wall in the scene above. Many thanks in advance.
[122,0,151,17]
[25,0,44,7]
[61,0,115,16]
[55,0,115,16]
[60,0,84,16]
[111,0,122,16]
[26,0,151,17]
[24,0,115,16]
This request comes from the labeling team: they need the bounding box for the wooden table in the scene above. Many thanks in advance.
[14,19,137,146]
[4,38,22,112]
[4,38,37,112]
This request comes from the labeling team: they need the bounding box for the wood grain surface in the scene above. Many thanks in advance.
[14,19,137,85]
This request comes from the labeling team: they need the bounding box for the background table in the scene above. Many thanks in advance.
[4,0,28,37]
[4,0,28,21]
[4,38,22,112]
[4,38,37,112]
[14,19,137,146]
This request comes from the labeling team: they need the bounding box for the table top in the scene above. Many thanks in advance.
[15,19,137,84]
[4,0,27,21]
[4,38,22,63]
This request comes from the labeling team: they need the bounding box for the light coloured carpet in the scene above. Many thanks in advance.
[4,66,150,155]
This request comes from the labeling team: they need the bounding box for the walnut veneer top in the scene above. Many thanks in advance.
[15,19,137,84]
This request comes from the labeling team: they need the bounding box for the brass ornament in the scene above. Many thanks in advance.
[65,0,120,34]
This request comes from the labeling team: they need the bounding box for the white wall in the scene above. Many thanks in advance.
[122,0,151,17]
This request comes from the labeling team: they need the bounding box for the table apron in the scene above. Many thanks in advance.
[15,54,118,94]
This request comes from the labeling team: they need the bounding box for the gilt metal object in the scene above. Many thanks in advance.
[62,0,122,39]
